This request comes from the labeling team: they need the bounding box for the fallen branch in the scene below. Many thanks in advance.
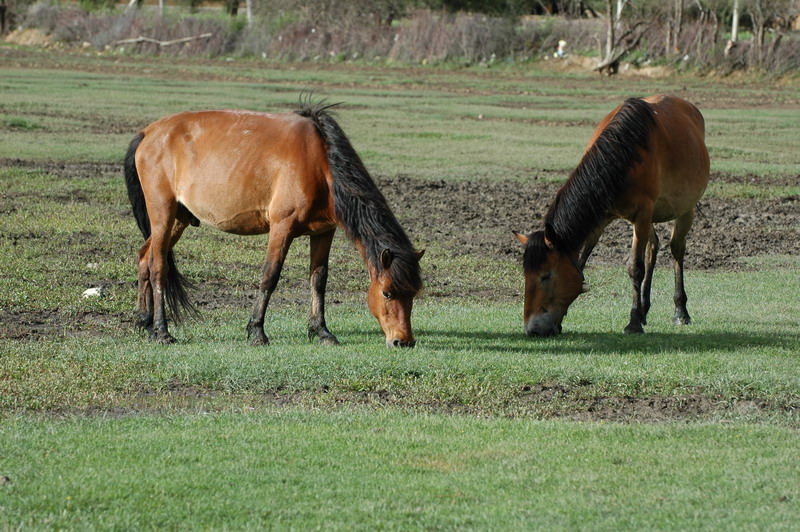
[112,33,213,48]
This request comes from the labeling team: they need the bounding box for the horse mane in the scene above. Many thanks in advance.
[522,230,550,272]
[295,100,422,296]
[543,97,656,255]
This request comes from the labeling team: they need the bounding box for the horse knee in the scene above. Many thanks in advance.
[627,257,644,280]
[310,265,329,292]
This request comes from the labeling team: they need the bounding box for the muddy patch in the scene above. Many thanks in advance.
[377,174,800,272]
[83,380,791,424]
[0,309,130,340]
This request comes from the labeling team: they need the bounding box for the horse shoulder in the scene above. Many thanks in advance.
[264,115,336,231]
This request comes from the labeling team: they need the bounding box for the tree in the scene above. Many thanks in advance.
[595,0,647,74]
[743,0,798,66]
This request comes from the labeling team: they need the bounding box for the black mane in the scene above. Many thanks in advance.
[543,97,656,255]
[522,230,550,272]
[296,101,422,296]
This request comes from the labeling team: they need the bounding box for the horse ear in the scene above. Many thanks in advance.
[415,249,425,261]
[380,248,394,269]
[513,231,529,245]
[543,223,558,249]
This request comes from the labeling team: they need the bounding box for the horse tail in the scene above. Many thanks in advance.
[124,133,150,239]
[124,133,195,323]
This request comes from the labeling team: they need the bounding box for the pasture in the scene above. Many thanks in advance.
[1,45,799,529]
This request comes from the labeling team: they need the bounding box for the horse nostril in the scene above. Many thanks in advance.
[392,339,402,347]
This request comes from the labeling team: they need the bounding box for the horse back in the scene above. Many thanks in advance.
[135,110,336,235]
[644,95,710,222]
[588,95,710,223]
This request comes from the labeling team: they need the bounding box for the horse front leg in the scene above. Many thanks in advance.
[247,223,295,346]
[670,210,695,325]
[624,215,652,334]
[308,229,340,346]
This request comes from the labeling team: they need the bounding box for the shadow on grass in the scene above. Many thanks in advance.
[416,328,800,356]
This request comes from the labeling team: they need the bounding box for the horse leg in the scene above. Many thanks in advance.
[136,237,154,333]
[640,225,659,325]
[247,223,295,346]
[307,229,340,345]
[624,214,652,334]
[148,209,185,344]
[671,210,695,325]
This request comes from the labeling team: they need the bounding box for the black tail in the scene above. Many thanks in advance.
[124,133,195,323]
[295,101,422,296]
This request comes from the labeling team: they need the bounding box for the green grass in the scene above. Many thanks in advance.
[2,266,799,417]
[2,46,800,529]
[1,411,798,530]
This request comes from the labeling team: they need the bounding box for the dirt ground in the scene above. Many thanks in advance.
[5,158,799,279]
[379,172,800,272]
[3,157,798,307]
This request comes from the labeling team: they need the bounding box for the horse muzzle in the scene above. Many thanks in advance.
[386,337,416,348]
[525,314,563,338]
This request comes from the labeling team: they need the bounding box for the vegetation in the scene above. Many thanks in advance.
[2,412,798,530]
[5,0,800,74]
[1,47,799,528]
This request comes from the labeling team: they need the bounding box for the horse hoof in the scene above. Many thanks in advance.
[673,316,692,325]
[319,336,340,346]
[624,324,644,335]
[249,335,269,346]
[151,332,176,344]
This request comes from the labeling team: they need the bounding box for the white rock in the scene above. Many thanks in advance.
[82,287,104,298]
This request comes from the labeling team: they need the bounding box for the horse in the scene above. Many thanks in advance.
[124,102,424,348]
[513,95,710,336]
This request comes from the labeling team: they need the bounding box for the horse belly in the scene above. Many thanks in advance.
[177,188,271,235]
[213,211,270,235]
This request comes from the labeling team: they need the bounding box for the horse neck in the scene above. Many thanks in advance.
[544,170,612,255]
[353,239,376,272]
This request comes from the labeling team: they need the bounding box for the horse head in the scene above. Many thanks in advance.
[514,226,587,337]
[367,248,424,348]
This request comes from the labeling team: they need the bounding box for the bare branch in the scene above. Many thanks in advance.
[112,33,213,47]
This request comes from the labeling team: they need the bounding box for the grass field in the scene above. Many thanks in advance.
[1,45,799,529]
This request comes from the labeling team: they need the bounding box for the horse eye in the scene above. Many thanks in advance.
[382,291,392,300]
[541,273,552,282]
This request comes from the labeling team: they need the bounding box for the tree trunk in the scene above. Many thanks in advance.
[674,0,684,53]
[605,0,614,61]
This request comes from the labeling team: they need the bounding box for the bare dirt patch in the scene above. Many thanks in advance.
[378,173,800,273]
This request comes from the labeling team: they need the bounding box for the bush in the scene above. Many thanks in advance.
[14,1,800,75]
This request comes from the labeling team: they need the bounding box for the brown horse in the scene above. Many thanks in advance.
[124,102,423,347]
[514,95,709,336]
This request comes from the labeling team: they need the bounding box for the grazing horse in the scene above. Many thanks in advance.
[514,95,709,336]
[124,103,424,347]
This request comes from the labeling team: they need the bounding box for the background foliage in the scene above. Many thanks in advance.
[4,0,800,74]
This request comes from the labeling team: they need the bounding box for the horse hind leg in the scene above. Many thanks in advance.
[640,225,659,325]
[308,229,339,346]
[671,210,695,325]
[148,214,190,344]
[136,238,154,333]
